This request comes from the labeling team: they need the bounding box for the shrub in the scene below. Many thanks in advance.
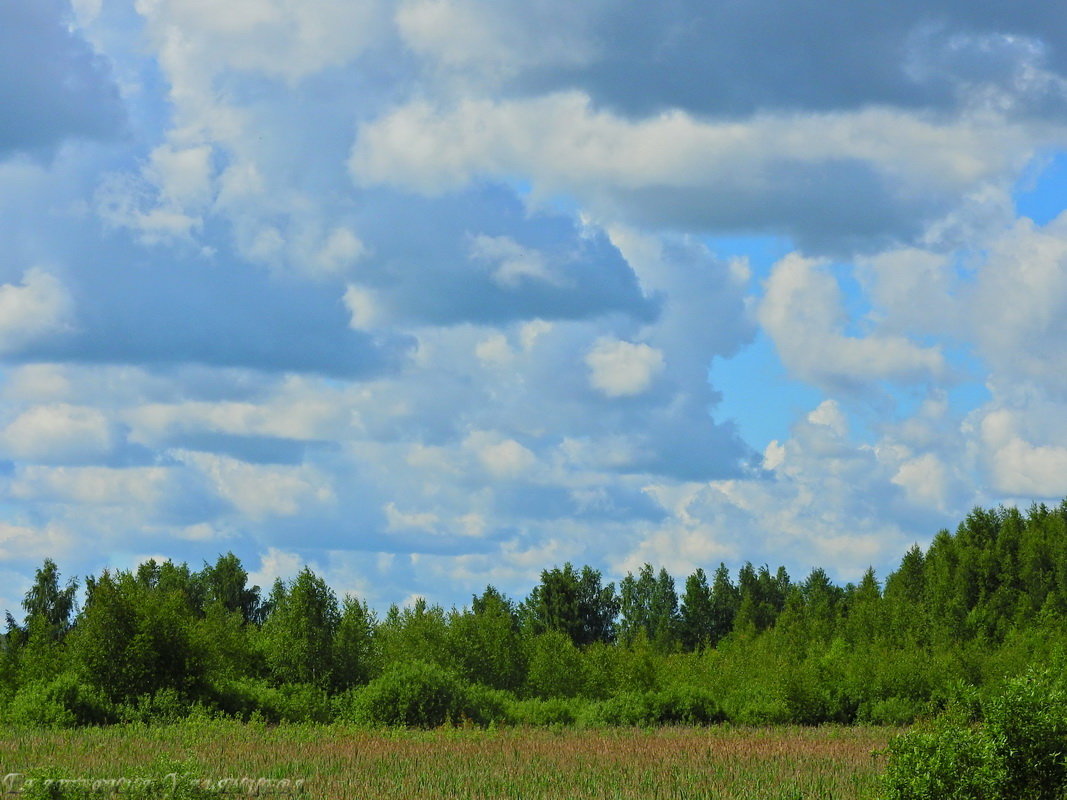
[649,685,724,725]
[345,660,473,727]
[858,696,925,726]
[882,711,1005,800]
[524,632,585,698]
[207,678,333,723]
[116,688,190,724]
[982,670,1067,800]
[504,697,583,726]
[5,674,114,727]
[882,669,1067,800]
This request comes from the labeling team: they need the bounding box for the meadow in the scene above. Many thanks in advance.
[0,720,890,800]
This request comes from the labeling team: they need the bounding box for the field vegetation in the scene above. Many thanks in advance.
[1,720,890,800]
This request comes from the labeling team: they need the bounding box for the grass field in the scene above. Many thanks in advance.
[0,721,891,799]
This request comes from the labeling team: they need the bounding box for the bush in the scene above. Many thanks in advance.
[524,632,584,698]
[580,687,723,727]
[883,712,1005,800]
[982,670,1067,800]
[5,674,114,727]
[883,669,1067,800]
[463,682,510,726]
[116,688,190,724]
[344,660,475,727]
[208,678,333,723]
[649,686,724,725]
[504,697,583,726]
[858,696,925,726]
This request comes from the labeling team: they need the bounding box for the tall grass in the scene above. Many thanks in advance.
[0,721,889,799]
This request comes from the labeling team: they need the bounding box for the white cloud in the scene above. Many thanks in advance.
[585,338,665,397]
[469,234,561,288]
[967,215,1067,396]
[148,143,215,208]
[385,501,440,533]
[892,453,953,511]
[0,269,73,353]
[396,0,594,78]
[314,227,366,275]
[9,466,172,507]
[474,333,514,367]
[136,0,391,82]
[980,407,1067,498]
[248,546,307,589]
[175,451,335,519]
[350,93,1043,241]
[0,404,113,464]
[0,522,76,562]
[464,430,536,478]
[344,285,383,330]
[759,253,946,390]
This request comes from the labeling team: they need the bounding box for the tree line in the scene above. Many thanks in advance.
[2,501,1066,727]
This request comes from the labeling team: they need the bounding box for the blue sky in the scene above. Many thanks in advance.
[2,0,1067,614]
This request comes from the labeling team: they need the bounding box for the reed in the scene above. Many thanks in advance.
[0,721,889,799]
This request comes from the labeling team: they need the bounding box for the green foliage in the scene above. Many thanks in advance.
[982,670,1067,799]
[447,589,525,692]
[586,687,724,727]
[521,563,619,646]
[679,567,714,650]
[260,568,340,688]
[883,669,1067,800]
[504,696,583,726]
[68,569,203,705]
[857,696,926,726]
[883,711,1006,800]
[343,660,475,727]
[377,598,450,672]
[619,564,679,651]
[21,559,78,637]
[333,595,379,689]
[209,677,333,723]
[524,630,585,698]
[198,552,261,623]
[5,500,1067,730]
[4,673,113,727]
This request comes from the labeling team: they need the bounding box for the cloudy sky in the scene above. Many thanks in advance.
[2,0,1067,614]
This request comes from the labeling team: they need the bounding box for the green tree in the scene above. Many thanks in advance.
[448,587,525,691]
[378,597,451,670]
[522,563,619,646]
[260,568,340,688]
[199,553,261,623]
[333,595,379,689]
[708,563,739,644]
[619,564,678,650]
[524,630,584,698]
[69,568,202,704]
[679,568,714,651]
[21,559,77,637]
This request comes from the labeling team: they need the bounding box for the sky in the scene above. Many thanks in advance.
[2,0,1067,615]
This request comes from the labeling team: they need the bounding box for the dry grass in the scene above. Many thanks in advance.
[0,722,890,799]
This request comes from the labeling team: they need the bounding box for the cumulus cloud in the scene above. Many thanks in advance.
[759,254,947,391]
[137,0,392,83]
[967,214,1067,396]
[402,0,1067,119]
[351,94,1044,248]
[0,269,74,354]
[0,404,113,464]
[585,338,665,397]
